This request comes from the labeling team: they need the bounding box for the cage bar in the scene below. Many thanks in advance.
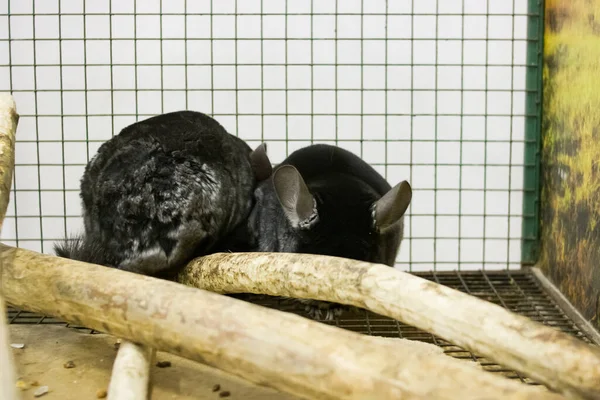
[521,0,544,265]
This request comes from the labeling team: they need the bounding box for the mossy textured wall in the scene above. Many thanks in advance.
[540,0,600,328]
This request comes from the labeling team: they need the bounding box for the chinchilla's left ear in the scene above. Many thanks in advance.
[372,180,412,232]
[249,143,273,181]
[272,165,318,229]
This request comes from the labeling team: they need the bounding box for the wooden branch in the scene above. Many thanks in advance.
[0,93,18,231]
[0,245,565,400]
[177,252,600,400]
[107,341,155,400]
[0,294,19,400]
[0,93,21,400]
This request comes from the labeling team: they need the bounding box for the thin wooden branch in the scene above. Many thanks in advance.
[0,294,19,400]
[107,341,156,400]
[0,93,18,231]
[177,252,600,400]
[0,93,20,400]
[0,244,564,400]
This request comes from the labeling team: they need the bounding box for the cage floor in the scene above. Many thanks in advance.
[6,269,595,387]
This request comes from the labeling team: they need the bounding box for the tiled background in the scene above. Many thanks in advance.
[0,0,530,271]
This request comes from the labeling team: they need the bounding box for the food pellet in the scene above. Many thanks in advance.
[212,384,220,392]
[156,361,172,368]
[219,391,231,398]
[96,389,108,398]
[10,343,25,349]
[63,360,76,368]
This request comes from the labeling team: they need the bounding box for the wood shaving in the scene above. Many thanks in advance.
[33,385,49,397]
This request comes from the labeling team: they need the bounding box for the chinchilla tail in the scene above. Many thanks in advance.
[53,234,112,267]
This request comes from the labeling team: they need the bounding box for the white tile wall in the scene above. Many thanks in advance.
[0,0,530,271]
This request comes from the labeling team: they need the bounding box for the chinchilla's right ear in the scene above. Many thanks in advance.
[372,180,412,233]
[250,143,273,181]
[272,165,318,229]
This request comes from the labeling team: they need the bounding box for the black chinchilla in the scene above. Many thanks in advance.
[222,144,412,320]
[54,110,273,279]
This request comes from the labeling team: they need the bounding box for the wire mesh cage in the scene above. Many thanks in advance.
[0,0,543,272]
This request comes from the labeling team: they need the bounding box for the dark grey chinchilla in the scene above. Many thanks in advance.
[219,144,412,320]
[54,110,273,279]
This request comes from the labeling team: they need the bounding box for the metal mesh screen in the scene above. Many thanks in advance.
[6,269,594,386]
[0,0,543,271]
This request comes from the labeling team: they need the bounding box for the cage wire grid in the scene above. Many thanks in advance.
[0,0,541,272]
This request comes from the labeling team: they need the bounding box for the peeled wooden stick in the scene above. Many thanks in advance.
[0,93,18,231]
[0,294,19,400]
[177,252,600,400]
[0,93,20,400]
[107,341,155,400]
[0,245,565,400]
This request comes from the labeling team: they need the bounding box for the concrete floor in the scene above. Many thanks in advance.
[9,324,300,400]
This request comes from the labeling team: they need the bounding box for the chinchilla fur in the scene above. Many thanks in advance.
[54,110,272,279]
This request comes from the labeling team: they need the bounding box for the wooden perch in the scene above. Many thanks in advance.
[0,245,565,400]
[107,341,155,400]
[0,294,19,400]
[177,252,600,400]
[0,93,20,400]
[0,93,18,231]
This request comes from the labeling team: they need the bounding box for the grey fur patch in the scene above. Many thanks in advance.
[55,111,269,278]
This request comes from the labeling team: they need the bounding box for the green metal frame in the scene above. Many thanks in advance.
[521,0,545,264]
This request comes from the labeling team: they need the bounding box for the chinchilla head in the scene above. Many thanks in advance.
[244,157,412,267]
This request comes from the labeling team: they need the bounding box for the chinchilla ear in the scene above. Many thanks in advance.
[250,143,273,181]
[372,180,412,233]
[273,165,318,229]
